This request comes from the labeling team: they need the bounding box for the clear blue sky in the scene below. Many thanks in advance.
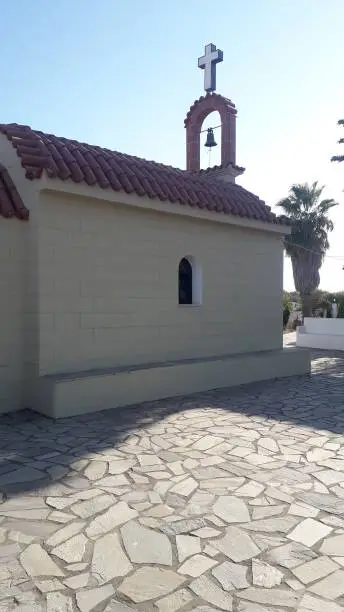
[2,0,344,290]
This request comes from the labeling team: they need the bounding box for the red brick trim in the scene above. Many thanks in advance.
[184,93,237,171]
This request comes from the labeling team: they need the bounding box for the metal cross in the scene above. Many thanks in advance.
[198,43,223,93]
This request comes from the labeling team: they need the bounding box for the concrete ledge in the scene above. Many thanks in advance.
[35,347,311,419]
[297,318,344,350]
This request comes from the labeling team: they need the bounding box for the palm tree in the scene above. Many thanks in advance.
[331,119,344,163]
[277,182,338,318]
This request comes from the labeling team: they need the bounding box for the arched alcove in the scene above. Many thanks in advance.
[200,111,221,169]
[184,93,237,171]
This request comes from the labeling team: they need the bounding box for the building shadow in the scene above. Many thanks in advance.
[0,348,344,498]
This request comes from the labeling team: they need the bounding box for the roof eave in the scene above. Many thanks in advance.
[38,173,291,235]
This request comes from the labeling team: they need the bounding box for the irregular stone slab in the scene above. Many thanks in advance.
[265,541,317,569]
[104,600,137,612]
[309,568,344,599]
[86,501,138,538]
[156,588,193,612]
[92,532,132,583]
[0,497,47,510]
[84,461,107,481]
[121,521,172,565]
[292,555,339,584]
[160,517,207,536]
[20,544,64,577]
[258,437,279,453]
[0,467,46,486]
[63,572,89,588]
[170,477,198,497]
[178,554,217,577]
[299,593,344,612]
[265,487,293,503]
[192,467,230,480]
[288,518,332,547]
[306,448,334,463]
[68,489,105,502]
[212,526,260,562]
[213,496,250,524]
[245,454,275,466]
[183,491,215,516]
[118,567,186,603]
[238,604,279,612]
[212,561,249,590]
[237,587,300,608]
[97,475,129,487]
[252,505,285,520]
[138,454,163,466]
[320,533,344,556]
[241,516,299,534]
[46,521,85,547]
[35,578,65,593]
[108,459,136,474]
[234,481,265,498]
[190,575,233,611]
[0,543,20,557]
[2,518,59,539]
[0,508,50,520]
[66,562,88,572]
[252,559,283,588]
[296,491,344,515]
[146,504,174,518]
[315,470,344,485]
[71,494,115,518]
[252,534,286,552]
[46,497,75,510]
[193,435,224,451]
[192,527,221,538]
[319,459,344,471]
[76,585,115,612]
[288,502,319,518]
[50,510,75,523]
[176,535,201,562]
[46,592,73,612]
[51,533,88,563]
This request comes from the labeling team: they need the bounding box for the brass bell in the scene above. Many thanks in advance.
[204,127,217,148]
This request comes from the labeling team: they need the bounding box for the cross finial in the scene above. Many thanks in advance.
[198,43,223,93]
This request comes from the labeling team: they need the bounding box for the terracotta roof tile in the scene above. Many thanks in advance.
[0,123,286,226]
[0,163,29,220]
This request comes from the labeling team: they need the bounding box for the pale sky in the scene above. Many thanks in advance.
[1,0,344,291]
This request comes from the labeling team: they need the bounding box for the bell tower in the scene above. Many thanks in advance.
[185,44,244,182]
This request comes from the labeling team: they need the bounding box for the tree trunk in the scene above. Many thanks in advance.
[301,293,312,318]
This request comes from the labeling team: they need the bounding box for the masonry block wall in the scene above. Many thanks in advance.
[0,221,25,413]
[38,192,283,377]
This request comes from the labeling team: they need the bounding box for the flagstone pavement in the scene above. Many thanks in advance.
[1,345,344,611]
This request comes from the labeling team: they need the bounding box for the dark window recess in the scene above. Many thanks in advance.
[179,258,193,304]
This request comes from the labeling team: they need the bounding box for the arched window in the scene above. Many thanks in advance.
[178,258,193,305]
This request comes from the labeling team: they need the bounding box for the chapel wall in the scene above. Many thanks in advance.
[0,134,41,414]
[0,220,26,413]
[37,191,283,376]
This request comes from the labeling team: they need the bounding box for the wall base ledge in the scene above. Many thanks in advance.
[32,347,310,419]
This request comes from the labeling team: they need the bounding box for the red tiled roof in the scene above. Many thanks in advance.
[0,163,28,220]
[0,123,285,226]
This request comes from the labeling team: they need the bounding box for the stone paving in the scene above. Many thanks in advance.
[1,346,344,611]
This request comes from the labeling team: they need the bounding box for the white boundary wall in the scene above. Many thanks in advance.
[297,318,344,350]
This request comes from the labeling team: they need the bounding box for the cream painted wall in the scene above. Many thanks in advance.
[0,134,40,413]
[38,191,284,376]
[0,220,25,413]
